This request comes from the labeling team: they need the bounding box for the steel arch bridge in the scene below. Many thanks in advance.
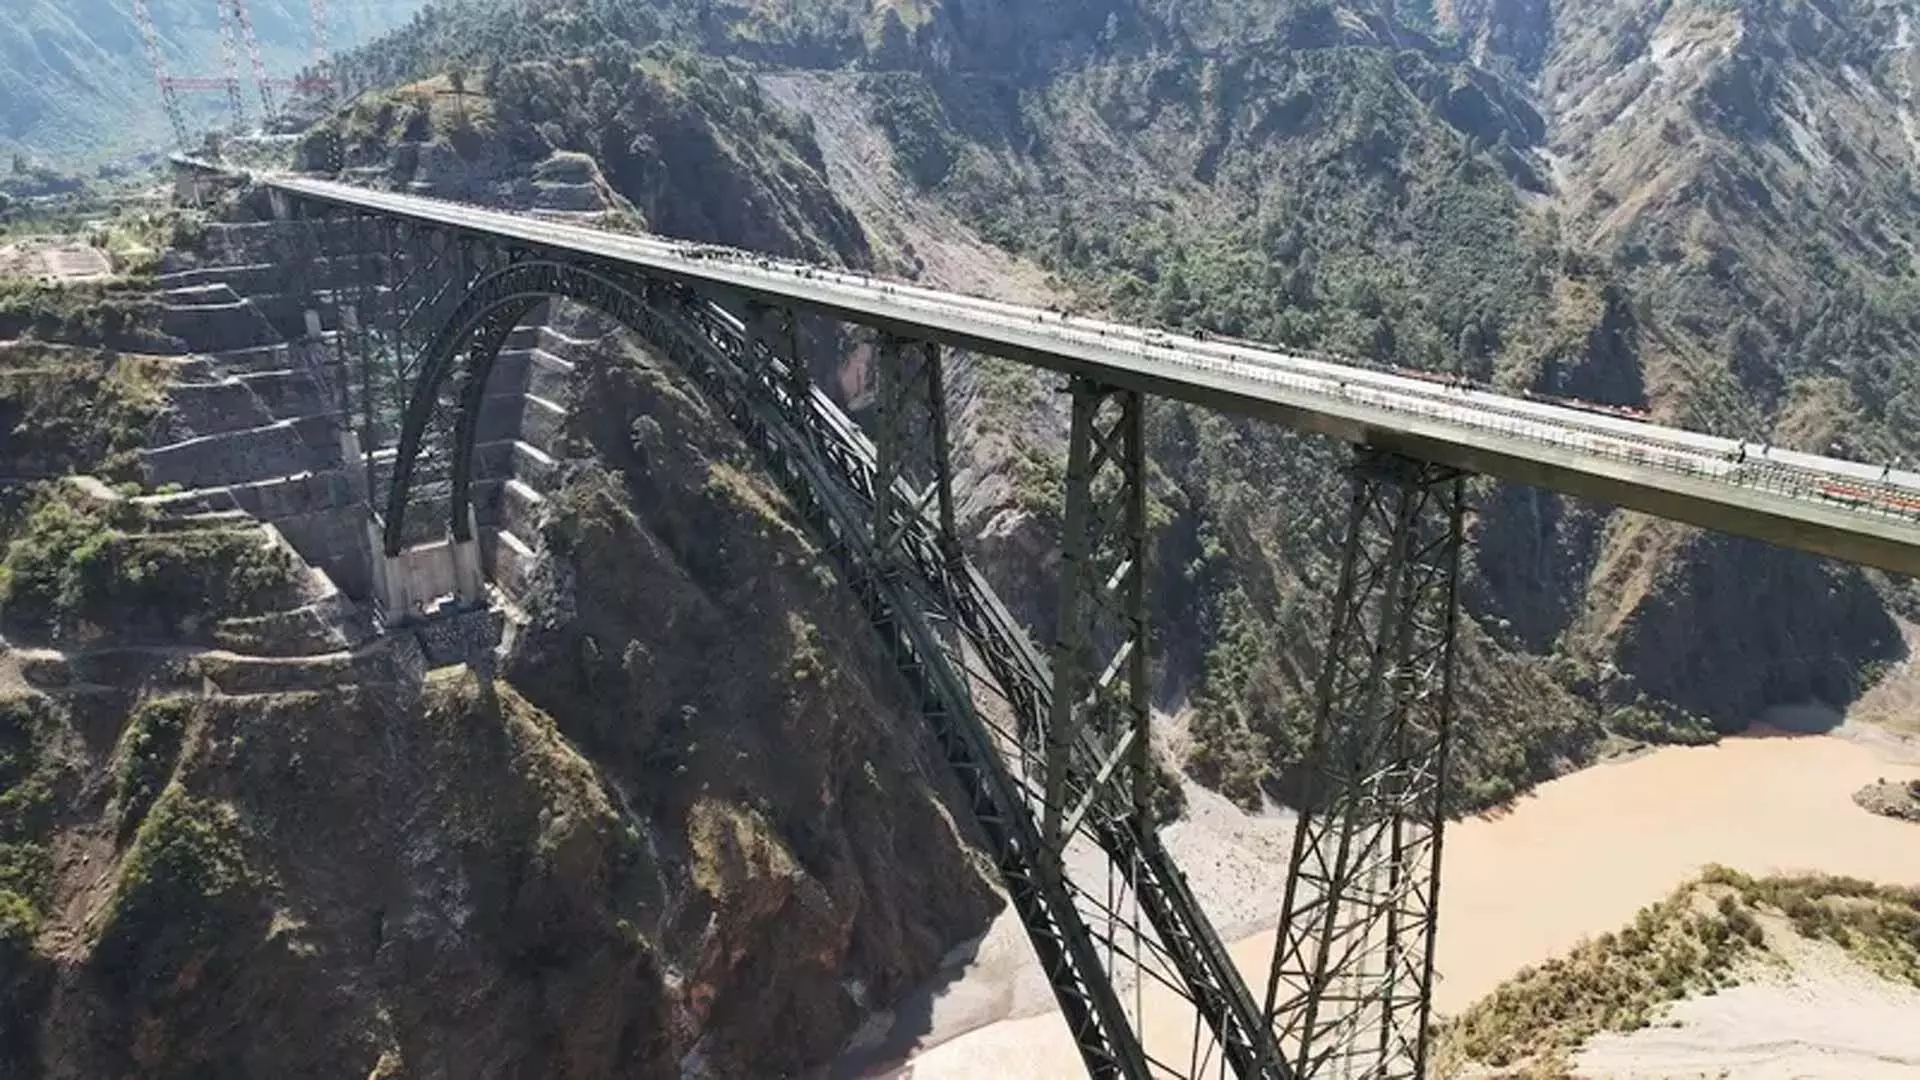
[314,233,1300,1079]
[219,158,1920,1077]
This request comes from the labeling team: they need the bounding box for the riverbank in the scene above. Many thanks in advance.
[877,722,1920,1078]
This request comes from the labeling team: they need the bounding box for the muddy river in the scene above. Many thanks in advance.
[898,727,1920,1078]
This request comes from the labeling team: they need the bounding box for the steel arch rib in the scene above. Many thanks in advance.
[383,259,641,556]
[382,256,1157,1076]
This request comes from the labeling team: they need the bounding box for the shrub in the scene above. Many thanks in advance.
[112,698,195,841]
[92,793,258,999]
[0,490,299,640]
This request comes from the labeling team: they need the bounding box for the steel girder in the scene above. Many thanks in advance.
[1262,449,1465,1080]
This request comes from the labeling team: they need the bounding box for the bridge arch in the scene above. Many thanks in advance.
[382,258,684,559]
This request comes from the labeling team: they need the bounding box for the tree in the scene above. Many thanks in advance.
[447,66,469,126]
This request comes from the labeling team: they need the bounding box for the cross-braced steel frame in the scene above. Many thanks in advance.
[869,334,961,568]
[275,186,1465,1080]
[1262,450,1465,1080]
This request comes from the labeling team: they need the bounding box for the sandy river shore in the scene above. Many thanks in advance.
[850,722,1920,1078]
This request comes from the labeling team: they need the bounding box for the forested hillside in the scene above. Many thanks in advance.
[298,0,1920,814]
[0,0,427,167]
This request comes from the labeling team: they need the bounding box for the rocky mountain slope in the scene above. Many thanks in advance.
[298,0,1919,817]
[0,91,998,1076]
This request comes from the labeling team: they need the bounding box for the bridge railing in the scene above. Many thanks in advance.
[263,176,1920,529]
[827,280,1920,527]
[610,231,1920,531]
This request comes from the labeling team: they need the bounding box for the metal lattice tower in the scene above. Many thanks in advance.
[130,0,190,147]
[1044,381,1152,854]
[229,0,278,120]
[214,0,247,129]
[1262,449,1465,1080]
[308,0,335,105]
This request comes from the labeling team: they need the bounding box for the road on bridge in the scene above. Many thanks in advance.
[259,171,1920,577]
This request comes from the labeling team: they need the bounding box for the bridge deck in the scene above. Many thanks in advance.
[259,172,1920,577]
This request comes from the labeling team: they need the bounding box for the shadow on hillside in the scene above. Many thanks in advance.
[1752,701,1846,736]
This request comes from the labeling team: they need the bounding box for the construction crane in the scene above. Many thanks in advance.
[230,0,277,120]
[130,0,339,148]
[130,0,190,147]
[215,0,248,128]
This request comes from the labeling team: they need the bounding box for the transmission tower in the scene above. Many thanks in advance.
[229,0,278,120]
[1262,450,1464,1080]
[130,0,190,147]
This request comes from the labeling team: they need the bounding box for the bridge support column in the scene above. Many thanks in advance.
[870,335,961,566]
[451,504,486,607]
[1264,448,1465,1080]
[1043,379,1150,857]
[368,517,407,624]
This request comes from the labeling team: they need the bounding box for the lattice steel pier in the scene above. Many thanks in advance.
[1263,449,1465,1079]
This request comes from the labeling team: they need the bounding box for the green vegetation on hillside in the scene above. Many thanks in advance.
[0,340,169,481]
[837,0,1914,803]
[848,26,1666,809]
[1438,866,1920,1076]
[113,697,195,841]
[0,488,300,642]
[0,693,65,1075]
[0,281,162,350]
[308,43,870,265]
[92,790,260,999]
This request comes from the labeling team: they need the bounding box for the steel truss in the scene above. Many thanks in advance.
[1263,449,1465,1080]
[869,335,961,566]
[281,188,1454,1080]
[325,215,502,553]
[1046,381,1150,852]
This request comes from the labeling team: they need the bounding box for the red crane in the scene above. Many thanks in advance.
[129,0,339,147]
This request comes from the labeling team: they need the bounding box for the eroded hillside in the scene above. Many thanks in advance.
[1,86,999,1076]
[10,0,1920,1073]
